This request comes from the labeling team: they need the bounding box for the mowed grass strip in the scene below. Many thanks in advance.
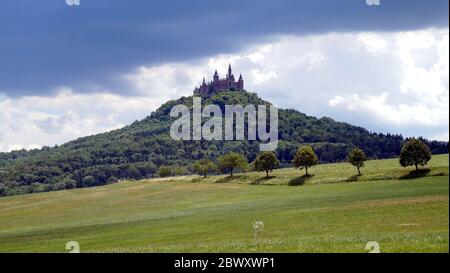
[0,155,448,253]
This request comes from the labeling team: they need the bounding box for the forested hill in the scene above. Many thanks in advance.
[0,90,448,196]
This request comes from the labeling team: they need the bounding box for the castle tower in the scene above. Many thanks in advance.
[238,74,244,90]
[201,77,206,93]
[213,70,219,82]
[228,64,236,83]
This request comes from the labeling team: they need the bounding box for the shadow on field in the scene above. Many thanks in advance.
[215,175,243,183]
[191,177,207,183]
[288,174,314,186]
[400,169,431,180]
[346,175,360,182]
[251,176,275,185]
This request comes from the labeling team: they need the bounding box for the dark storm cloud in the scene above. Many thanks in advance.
[0,0,448,96]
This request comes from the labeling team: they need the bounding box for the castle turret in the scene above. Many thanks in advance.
[227,64,232,79]
[238,74,244,90]
[213,70,219,82]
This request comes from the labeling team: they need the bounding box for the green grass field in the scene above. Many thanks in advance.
[0,155,448,253]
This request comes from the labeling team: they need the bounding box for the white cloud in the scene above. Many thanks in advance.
[358,32,388,53]
[326,29,449,140]
[1,28,448,152]
[0,89,159,152]
[328,92,446,127]
[124,64,197,98]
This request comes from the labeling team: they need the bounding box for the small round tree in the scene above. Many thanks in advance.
[158,166,173,177]
[254,152,280,178]
[193,159,216,178]
[292,145,318,176]
[218,152,248,177]
[348,147,367,176]
[399,139,432,172]
[82,176,96,187]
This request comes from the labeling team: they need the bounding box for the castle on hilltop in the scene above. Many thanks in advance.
[194,65,244,95]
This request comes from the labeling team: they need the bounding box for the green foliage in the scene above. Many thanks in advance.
[158,166,173,178]
[193,159,217,178]
[254,152,280,178]
[292,145,318,175]
[173,166,189,176]
[218,152,248,177]
[62,178,77,189]
[348,148,367,175]
[240,161,251,176]
[0,90,447,197]
[82,176,96,187]
[400,138,432,171]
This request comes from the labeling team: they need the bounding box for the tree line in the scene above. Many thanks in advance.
[175,138,434,180]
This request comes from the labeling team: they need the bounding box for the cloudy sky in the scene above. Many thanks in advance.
[0,0,448,152]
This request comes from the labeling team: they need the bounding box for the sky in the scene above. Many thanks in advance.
[0,0,449,152]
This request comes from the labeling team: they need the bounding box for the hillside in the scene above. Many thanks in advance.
[0,90,448,196]
[0,155,448,252]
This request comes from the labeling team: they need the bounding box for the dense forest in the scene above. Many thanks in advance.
[0,90,448,196]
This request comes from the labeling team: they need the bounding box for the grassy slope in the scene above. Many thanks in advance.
[0,155,448,253]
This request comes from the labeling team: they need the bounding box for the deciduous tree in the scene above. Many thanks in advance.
[399,139,432,172]
[158,166,173,177]
[254,152,280,178]
[292,145,318,176]
[193,159,216,178]
[218,152,248,177]
[348,148,367,176]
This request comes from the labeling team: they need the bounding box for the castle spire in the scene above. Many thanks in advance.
[238,73,244,90]
[228,64,232,78]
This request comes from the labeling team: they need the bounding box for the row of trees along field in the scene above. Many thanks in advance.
[162,138,433,179]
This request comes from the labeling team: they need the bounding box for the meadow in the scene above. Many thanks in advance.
[0,155,448,253]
